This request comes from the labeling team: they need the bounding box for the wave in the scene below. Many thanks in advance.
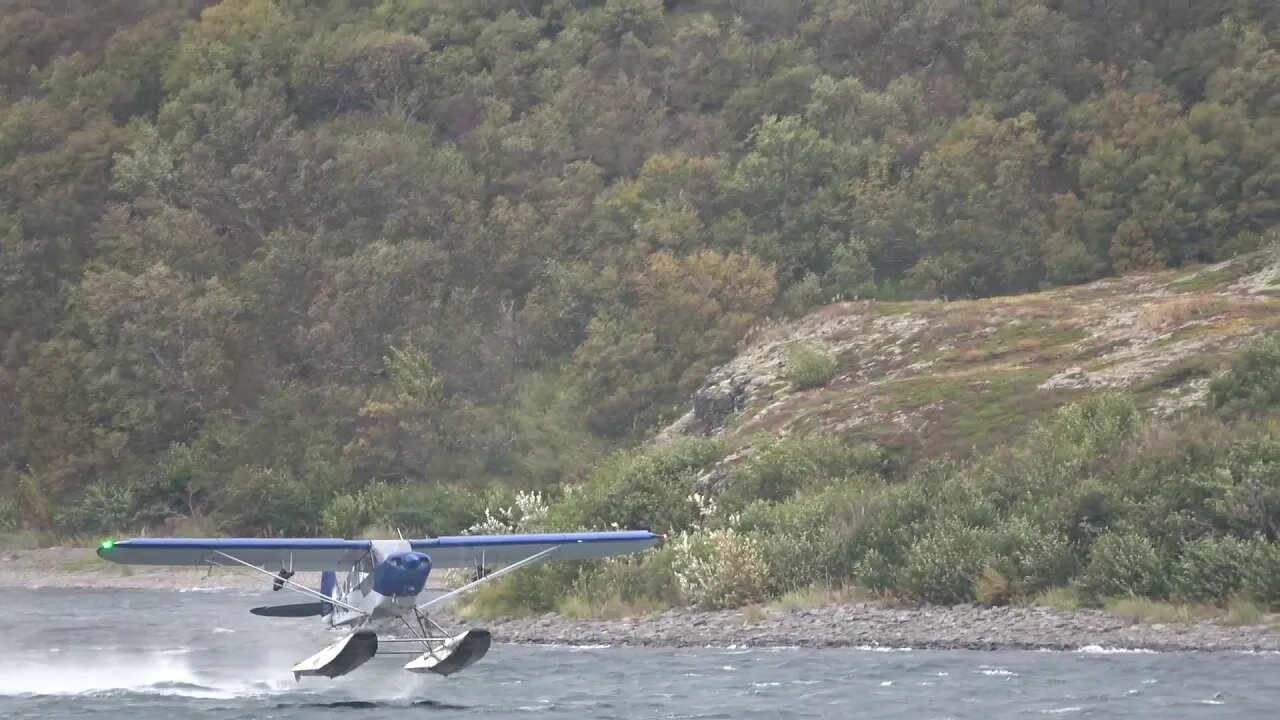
[1076,645,1157,654]
[0,653,295,699]
[535,642,613,651]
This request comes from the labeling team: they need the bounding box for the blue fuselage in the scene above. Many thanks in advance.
[328,547,433,625]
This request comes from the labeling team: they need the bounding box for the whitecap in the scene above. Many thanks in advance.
[976,666,1018,677]
[1038,707,1083,714]
[1076,645,1156,654]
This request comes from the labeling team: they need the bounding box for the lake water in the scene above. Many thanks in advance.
[1,588,1276,719]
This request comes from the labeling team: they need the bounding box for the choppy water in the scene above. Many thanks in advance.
[1,588,1277,719]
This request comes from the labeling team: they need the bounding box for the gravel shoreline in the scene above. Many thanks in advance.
[5,548,1278,653]
[478,605,1280,653]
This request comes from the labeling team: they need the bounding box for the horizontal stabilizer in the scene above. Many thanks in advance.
[250,602,328,618]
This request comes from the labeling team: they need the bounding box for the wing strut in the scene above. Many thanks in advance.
[417,545,560,612]
[209,550,366,616]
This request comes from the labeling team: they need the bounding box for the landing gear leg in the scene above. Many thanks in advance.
[398,608,491,676]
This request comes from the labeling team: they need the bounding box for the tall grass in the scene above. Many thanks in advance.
[1102,597,1217,624]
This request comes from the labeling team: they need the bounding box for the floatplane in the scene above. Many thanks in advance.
[96,530,663,679]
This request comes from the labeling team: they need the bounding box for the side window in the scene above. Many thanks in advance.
[344,553,374,594]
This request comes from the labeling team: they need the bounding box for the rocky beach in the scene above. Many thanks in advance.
[480,604,1280,653]
[6,547,1278,653]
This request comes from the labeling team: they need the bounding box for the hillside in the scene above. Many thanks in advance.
[455,254,1280,617]
[0,0,1278,612]
[662,250,1280,468]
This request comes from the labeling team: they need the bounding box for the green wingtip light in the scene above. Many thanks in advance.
[99,539,115,551]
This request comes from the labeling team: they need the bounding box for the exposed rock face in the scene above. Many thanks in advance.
[657,369,777,441]
[690,373,754,434]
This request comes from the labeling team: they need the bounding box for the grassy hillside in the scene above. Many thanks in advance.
[662,249,1280,468]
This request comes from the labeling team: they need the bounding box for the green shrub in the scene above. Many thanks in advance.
[898,520,1075,605]
[1171,535,1253,603]
[1243,539,1280,607]
[464,562,582,617]
[53,483,134,535]
[322,492,372,538]
[825,240,878,300]
[985,520,1077,595]
[784,342,838,390]
[0,486,18,532]
[1079,532,1168,601]
[739,490,854,593]
[1209,336,1280,415]
[370,483,486,537]
[214,467,332,536]
[725,435,881,506]
[1039,478,1129,549]
[754,528,841,595]
[900,525,994,604]
[1048,393,1143,459]
[671,529,771,609]
[1212,438,1280,541]
[569,546,682,607]
[550,439,723,534]
[853,548,898,592]
[782,273,826,318]
[843,484,928,575]
[128,443,216,526]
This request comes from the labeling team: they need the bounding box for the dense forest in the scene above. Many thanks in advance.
[0,0,1277,605]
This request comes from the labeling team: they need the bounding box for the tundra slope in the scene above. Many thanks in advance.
[661,251,1280,481]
